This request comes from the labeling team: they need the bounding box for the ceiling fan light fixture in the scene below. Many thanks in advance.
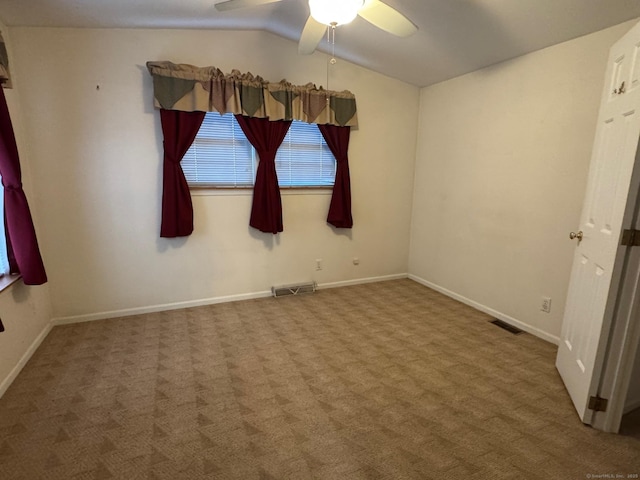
[309,0,364,26]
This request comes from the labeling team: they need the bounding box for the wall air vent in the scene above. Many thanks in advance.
[271,282,317,298]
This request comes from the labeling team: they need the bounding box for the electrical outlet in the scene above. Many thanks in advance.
[316,259,322,271]
[541,296,551,313]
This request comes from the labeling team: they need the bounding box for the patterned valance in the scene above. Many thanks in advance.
[0,32,12,89]
[146,61,357,128]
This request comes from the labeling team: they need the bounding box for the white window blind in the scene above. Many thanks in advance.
[276,120,335,188]
[182,113,335,188]
[182,113,255,187]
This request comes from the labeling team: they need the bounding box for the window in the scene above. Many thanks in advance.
[0,180,9,276]
[182,113,255,187]
[276,119,335,188]
[182,113,335,188]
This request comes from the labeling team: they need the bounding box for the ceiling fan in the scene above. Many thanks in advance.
[214,0,418,55]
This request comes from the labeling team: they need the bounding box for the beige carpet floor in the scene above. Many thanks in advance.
[0,279,639,479]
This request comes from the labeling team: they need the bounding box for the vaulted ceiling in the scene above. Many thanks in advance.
[1,0,639,86]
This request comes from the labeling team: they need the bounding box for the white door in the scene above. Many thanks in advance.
[556,20,640,424]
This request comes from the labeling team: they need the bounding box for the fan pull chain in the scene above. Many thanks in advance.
[330,23,336,65]
[326,23,337,105]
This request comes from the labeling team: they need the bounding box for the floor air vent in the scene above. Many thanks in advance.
[272,282,317,298]
[490,319,524,335]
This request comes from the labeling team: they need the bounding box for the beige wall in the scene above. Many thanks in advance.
[409,20,637,342]
[0,25,53,394]
[10,27,419,320]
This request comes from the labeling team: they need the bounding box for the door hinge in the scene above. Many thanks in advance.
[588,395,608,412]
[621,229,640,246]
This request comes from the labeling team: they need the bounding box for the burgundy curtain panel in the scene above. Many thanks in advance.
[318,124,353,228]
[235,115,291,234]
[159,109,206,237]
[0,87,47,285]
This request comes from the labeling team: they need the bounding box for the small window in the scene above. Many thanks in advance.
[182,113,335,188]
[276,120,335,188]
[0,180,9,276]
[182,113,255,188]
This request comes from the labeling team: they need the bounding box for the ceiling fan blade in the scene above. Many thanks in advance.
[298,16,327,55]
[214,0,283,12]
[357,0,417,37]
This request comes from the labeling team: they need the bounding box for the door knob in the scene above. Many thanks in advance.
[569,231,583,241]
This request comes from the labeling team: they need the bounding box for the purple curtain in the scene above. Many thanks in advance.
[0,87,47,285]
[159,109,206,237]
[235,115,291,234]
[318,124,353,228]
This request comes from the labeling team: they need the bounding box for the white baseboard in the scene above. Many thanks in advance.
[0,321,53,398]
[51,274,410,326]
[318,273,408,290]
[52,273,556,347]
[51,290,273,326]
[408,274,560,345]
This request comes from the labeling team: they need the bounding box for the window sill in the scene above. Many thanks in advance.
[0,274,21,294]
[191,188,333,197]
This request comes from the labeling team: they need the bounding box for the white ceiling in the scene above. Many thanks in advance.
[1,0,639,87]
